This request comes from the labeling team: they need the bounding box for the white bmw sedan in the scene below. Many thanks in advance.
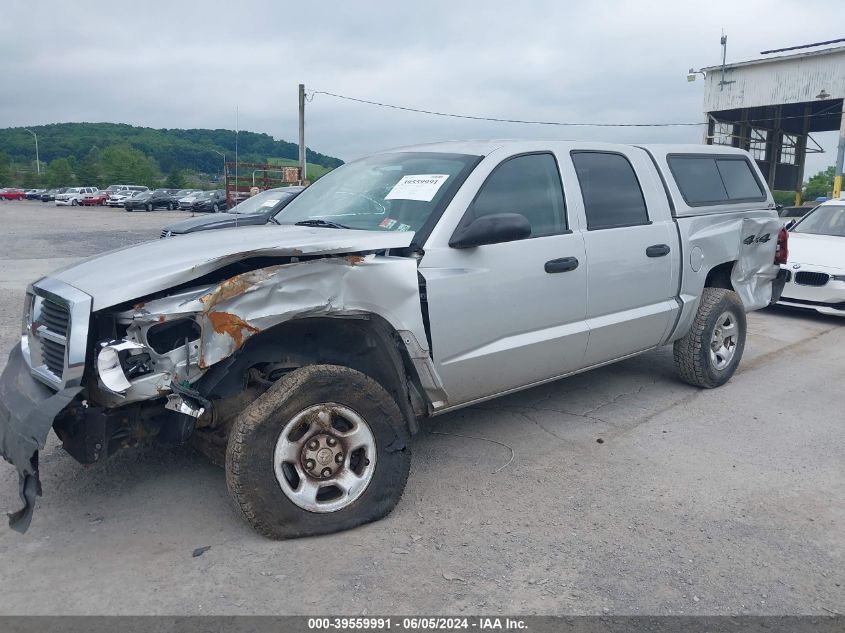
[779,199,845,317]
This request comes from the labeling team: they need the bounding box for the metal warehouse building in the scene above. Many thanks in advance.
[699,44,845,202]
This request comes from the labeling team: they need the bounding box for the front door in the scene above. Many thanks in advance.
[420,152,589,406]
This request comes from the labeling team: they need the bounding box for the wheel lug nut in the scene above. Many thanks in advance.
[326,437,337,447]
[321,467,332,478]
[335,452,344,464]
[305,459,316,470]
[307,439,319,450]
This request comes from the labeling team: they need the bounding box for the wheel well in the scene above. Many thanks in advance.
[704,261,736,290]
[195,315,424,432]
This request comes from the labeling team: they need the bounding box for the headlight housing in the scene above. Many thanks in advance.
[97,340,151,393]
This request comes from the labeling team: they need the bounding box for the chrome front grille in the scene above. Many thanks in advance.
[24,279,92,390]
[794,271,829,287]
[40,335,67,377]
[40,298,70,336]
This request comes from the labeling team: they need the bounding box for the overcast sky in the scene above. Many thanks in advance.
[1,0,840,175]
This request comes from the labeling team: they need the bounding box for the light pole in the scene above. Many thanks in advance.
[213,150,225,181]
[23,128,40,176]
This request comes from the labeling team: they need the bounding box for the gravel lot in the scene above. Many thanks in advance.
[0,200,842,616]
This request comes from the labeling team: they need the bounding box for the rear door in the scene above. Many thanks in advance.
[569,148,678,366]
[421,151,589,406]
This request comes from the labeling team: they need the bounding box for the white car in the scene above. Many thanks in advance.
[779,198,845,317]
[55,187,99,206]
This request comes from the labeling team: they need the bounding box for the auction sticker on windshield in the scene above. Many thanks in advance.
[385,174,449,201]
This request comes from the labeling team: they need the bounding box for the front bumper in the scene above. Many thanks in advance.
[0,344,81,532]
[777,265,845,316]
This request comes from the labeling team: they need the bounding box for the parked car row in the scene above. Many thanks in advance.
[124,188,201,212]
[161,186,304,236]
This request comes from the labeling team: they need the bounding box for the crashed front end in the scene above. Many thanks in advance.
[0,273,214,532]
[0,240,436,532]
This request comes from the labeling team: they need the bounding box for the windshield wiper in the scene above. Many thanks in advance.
[294,219,350,229]
[267,215,280,225]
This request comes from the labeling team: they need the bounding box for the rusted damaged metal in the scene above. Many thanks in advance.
[207,311,260,351]
[194,253,428,368]
[107,250,435,406]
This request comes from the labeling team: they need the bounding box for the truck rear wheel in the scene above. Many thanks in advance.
[225,364,411,539]
[673,287,746,388]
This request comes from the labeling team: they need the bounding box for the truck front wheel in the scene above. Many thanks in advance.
[673,287,746,389]
[226,364,411,539]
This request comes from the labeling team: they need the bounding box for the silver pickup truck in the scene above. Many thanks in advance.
[0,141,788,537]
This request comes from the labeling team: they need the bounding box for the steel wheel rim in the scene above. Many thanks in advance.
[709,311,738,370]
[273,403,377,513]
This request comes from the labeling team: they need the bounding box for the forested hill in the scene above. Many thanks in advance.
[0,122,344,174]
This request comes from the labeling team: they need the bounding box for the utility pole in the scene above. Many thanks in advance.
[213,150,225,182]
[834,102,845,199]
[299,83,307,183]
[24,128,40,176]
[235,105,239,204]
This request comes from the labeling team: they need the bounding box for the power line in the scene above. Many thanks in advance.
[309,90,703,127]
[309,89,842,129]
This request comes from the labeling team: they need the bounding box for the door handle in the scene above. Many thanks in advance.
[545,257,579,273]
[646,244,671,257]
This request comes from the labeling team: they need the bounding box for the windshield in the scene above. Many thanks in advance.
[274,152,479,232]
[197,191,217,199]
[792,204,845,237]
[135,192,152,200]
[232,188,297,215]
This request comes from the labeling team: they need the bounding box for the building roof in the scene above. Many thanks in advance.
[701,45,845,72]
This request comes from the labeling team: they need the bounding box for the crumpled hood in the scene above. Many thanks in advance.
[50,225,414,310]
[787,232,845,271]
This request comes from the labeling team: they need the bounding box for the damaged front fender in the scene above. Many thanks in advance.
[193,254,430,369]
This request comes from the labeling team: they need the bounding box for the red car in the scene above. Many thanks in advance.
[0,188,26,200]
[80,191,109,206]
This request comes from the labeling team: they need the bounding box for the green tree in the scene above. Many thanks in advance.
[772,190,796,206]
[21,171,41,188]
[76,147,102,186]
[803,166,835,200]
[45,158,74,187]
[98,145,161,187]
[164,168,187,189]
[0,151,11,184]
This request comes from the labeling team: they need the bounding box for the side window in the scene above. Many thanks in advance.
[668,156,765,205]
[571,151,649,230]
[466,153,567,237]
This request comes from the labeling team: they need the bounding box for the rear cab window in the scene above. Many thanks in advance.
[668,155,765,206]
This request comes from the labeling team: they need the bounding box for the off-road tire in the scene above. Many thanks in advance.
[226,364,411,539]
[673,287,746,388]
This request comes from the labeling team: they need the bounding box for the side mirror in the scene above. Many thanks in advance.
[449,213,532,249]
[785,219,796,230]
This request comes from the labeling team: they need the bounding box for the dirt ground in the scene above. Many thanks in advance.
[0,200,842,615]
